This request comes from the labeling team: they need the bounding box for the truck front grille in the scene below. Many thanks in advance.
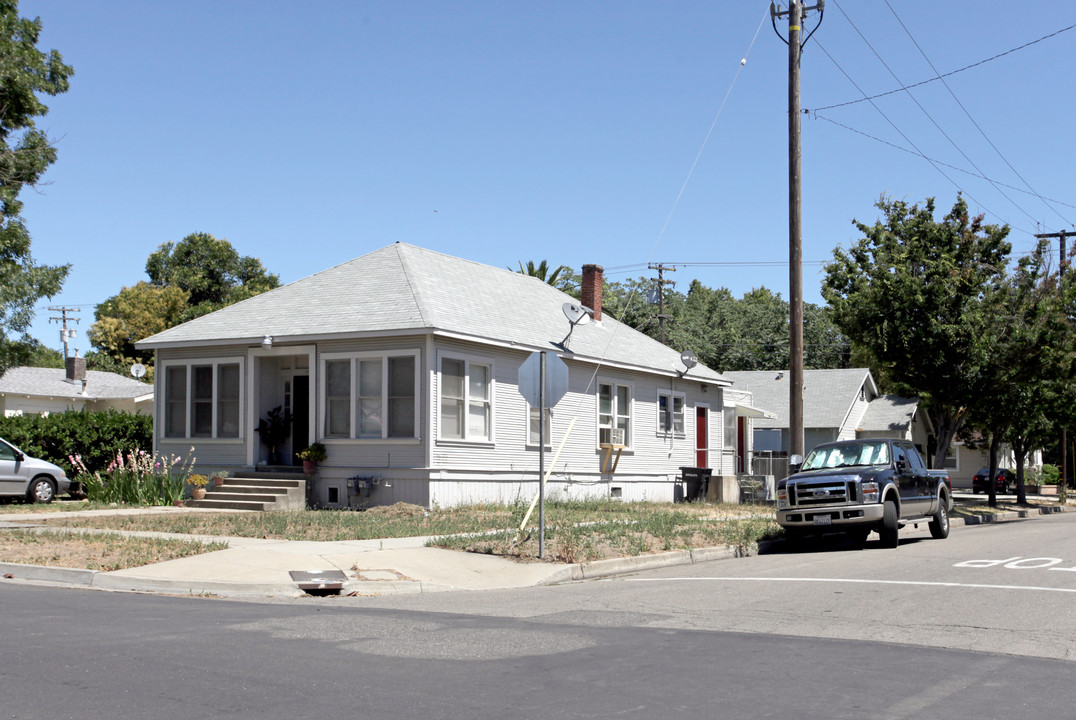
[790,480,851,507]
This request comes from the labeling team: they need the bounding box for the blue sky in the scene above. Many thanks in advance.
[18,1,1076,355]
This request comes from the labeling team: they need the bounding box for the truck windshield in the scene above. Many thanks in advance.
[801,442,889,470]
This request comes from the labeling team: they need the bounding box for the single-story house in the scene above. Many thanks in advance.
[137,243,764,508]
[722,369,932,476]
[0,359,154,416]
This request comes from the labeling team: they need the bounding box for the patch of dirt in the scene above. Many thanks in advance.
[364,502,428,518]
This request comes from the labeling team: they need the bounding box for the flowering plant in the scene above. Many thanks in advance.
[187,474,209,487]
[68,448,195,506]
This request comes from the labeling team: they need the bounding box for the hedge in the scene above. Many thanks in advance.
[0,410,152,473]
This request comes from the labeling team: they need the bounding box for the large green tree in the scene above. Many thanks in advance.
[145,231,280,322]
[90,233,279,371]
[0,0,72,376]
[822,195,1012,468]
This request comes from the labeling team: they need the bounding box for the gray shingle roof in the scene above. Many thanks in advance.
[137,243,729,383]
[858,394,919,432]
[722,369,875,429]
[0,367,152,401]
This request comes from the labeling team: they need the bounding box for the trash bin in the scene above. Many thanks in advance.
[679,467,713,502]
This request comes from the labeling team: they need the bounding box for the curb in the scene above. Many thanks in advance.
[956,505,1066,525]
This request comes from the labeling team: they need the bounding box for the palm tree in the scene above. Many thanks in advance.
[510,260,571,287]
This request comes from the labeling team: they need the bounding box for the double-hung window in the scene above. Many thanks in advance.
[598,382,631,446]
[321,352,418,439]
[439,356,492,442]
[657,391,685,434]
[528,406,552,446]
[162,360,243,439]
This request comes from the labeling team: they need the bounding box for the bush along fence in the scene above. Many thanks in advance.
[0,409,152,474]
[69,448,195,506]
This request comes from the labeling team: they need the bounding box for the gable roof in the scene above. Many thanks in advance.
[722,369,875,429]
[137,243,729,383]
[0,367,153,401]
[858,394,920,433]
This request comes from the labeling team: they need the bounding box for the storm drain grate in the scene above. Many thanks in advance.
[289,570,347,595]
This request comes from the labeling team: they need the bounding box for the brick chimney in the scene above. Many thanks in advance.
[65,354,86,383]
[581,264,603,322]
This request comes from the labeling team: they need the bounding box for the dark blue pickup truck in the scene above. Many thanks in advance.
[775,438,952,548]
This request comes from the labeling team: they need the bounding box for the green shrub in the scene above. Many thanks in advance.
[0,410,152,473]
[1038,464,1060,485]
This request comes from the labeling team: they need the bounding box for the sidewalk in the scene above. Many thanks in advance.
[0,502,1068,599]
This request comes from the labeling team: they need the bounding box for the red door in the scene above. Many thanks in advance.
[737,416,747,473]
[696,407,708,468]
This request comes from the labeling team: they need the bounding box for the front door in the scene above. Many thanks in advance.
[695,406,708,468]
[291,375,310,462]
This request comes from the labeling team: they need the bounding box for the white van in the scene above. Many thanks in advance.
[0,437,70,503]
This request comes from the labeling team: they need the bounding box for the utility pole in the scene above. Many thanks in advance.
[48,306,80,360]
[648,263,677,345]
[771,0,824,459]
[1036,229,1070,491]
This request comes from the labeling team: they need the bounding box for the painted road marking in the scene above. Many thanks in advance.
[623,576,1076,594]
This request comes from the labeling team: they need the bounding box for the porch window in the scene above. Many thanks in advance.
[164,366,187,438]
[325,359,351,438]
[162,360,242,439]
[438,356,492,442]
[321,352,419,440]
[657,391,685,434]
[598,382,631,447]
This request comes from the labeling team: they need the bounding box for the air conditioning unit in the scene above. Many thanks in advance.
[609,428,626,446]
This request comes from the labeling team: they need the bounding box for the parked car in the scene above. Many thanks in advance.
[972,467,1015,494]
[0,437,70,503]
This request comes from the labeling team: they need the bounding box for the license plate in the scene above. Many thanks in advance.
[812,515,832,526]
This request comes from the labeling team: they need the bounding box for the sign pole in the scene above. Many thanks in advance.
[539,351,546,559]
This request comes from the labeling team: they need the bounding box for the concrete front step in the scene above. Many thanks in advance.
[186,472,307,511]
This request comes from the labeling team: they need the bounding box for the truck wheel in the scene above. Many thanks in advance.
[27,477,56,504]
[929,498,950,539]
[879,500,899,548]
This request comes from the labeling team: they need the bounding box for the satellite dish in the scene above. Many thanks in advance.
[562,302,592,326]
[680,350,698,371]
[130,363,146,378]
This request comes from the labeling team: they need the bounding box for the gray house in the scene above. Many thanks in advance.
[137,243,758,508]
[723,368,932,474]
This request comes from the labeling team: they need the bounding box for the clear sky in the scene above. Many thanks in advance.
[17,1,1076,356]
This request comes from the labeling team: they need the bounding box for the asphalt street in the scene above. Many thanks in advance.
[3,509,1073,719]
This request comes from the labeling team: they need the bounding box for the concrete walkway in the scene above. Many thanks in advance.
[0,502,1068,598]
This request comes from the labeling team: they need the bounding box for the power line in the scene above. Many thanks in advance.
[881,0,1072,228]
[812,21,1076,112]
[829,0,1041,228]
[810,112,1076,219]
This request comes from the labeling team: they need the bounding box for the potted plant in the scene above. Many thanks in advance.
[297,442,327,474]
[255,405,292,465]
[187,474,209,500]
[212,470,229,489]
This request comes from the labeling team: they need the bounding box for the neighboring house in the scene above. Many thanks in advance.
[722,369,932,475]
[136,243,764,508]
[0,360,154,416]
[941,439,1043,490]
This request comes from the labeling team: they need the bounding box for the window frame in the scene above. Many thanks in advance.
[437,352,494,444]
[597,380,633,449]
[656,389,686,436]
[319,350,421,441]
[160,358,245,440]
[527,405,553,448]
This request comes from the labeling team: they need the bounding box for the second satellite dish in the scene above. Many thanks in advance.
[562,302,592,325]
[680,350,698,370]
